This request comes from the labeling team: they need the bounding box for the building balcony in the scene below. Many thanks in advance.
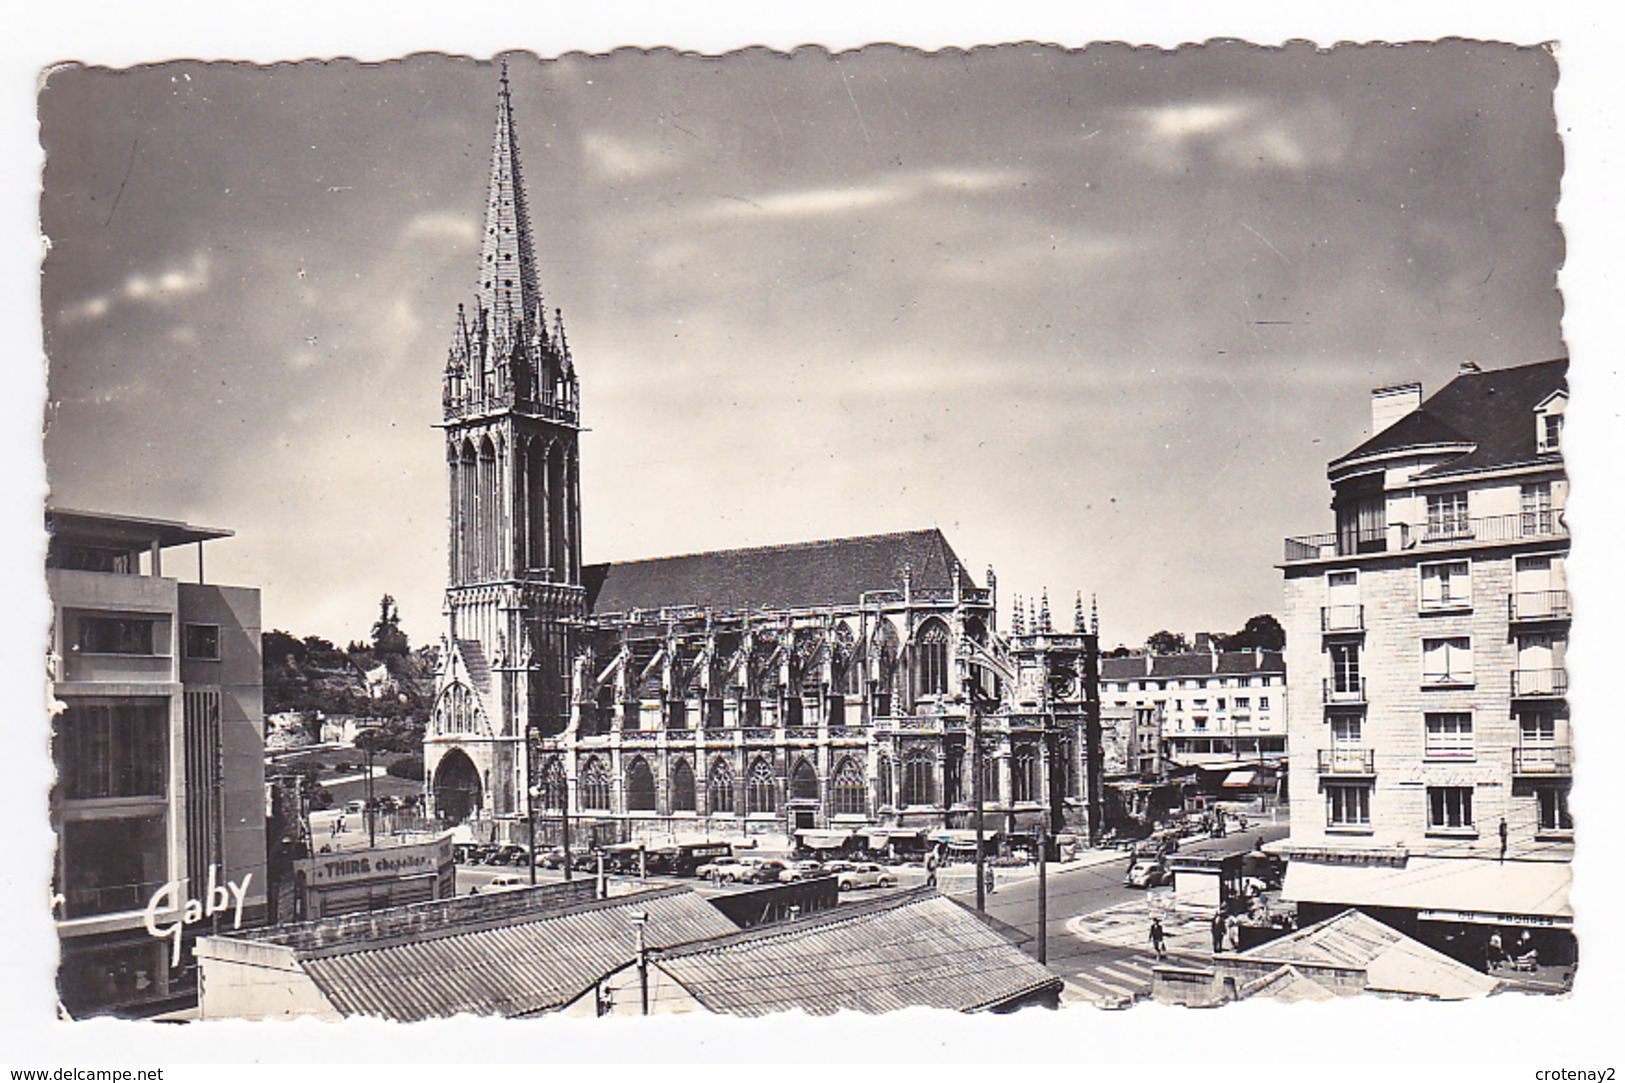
[1321,604,1365,633]
[1317,748,1376,775]
[1322,678,1367,705]
[1511,668,1569,698]
[59,879,171,921]
[1512,745,1573,776]
[1509,590,1572,622]
[1284,511,1568,564]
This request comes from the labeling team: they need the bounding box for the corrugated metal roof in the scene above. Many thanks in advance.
[650,888,1060,1016]
[1238,909,1497,1000]
[583,529,978,615]
[300,886,737,1021]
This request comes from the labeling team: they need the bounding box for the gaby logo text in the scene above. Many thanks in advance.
[143,867,252,966]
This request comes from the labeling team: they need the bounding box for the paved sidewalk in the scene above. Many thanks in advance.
[1067,892,1217,955]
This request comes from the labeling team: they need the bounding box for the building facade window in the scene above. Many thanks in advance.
[1426,491,1471,539]
[58,815,169,919]
[1326,784,1370,827]
[579,757,611,811]
[1330,642,1361,696]
[183,623,220,660]
[916,621,950,698]
[829,756,867,817]
[1421,637,1474,686]
[875,753,893,809]
[1012,745,1039,803]
[537,757,567,812]
[1539,414,1563,454]
[74,615,160,655]
[1537,784,1573,832]
[900,748,936,808]
[1419,560,1472,610]
[625,757,657,812]
[1522,481,1555,535]
[1424,712,1474,760]
[790,758,819,802]
[745,757,776,815]
[669,758,696,813]
[1427,786,1475,831]
[707,758,734,815]
[54,701,167,800]
[1336,495,1386,555]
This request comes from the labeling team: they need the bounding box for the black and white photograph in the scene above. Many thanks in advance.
[11,3,1625,1071]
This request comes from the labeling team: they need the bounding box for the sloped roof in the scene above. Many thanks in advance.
[1239,964,1339,1003]
[649,887,1061,1016]
[1332,358,1568,476]
[585,529,979,615]
[1237,909,1498,1000]
[1099,651,1285,681]
[297,886,738,1021]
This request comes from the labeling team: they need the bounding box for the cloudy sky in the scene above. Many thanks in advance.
[39,43,1564,648]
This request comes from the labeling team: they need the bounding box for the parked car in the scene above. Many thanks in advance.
[539,848,569,869]
[697,857,753,883]
[836,863,896,891]
[1124,859,1167,889]
[488,844,528,866]
[778,860,826,883]
[741,860,789,885]
[485,874,528,891]
[344,800,367,815]
[453,843,479,865]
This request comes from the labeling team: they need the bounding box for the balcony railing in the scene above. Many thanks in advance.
[1512,745,1573,776]
[1317,748,1376,775]
[1323,677,1367,705]
[60,879,171,921]
[1509,590,1572,622]
[1285,511,1568,562]
[1321,604,1365,633]
[1511,668,1569,698]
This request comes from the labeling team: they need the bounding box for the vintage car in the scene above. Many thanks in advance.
[1124,859,1168,889]
[835,863,896,891]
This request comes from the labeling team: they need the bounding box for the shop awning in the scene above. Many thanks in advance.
[1281,857,1571,923]
[1222,770,1257,788]
[927,828,998,846]
[797,830,853,850]
[861,828,923,846]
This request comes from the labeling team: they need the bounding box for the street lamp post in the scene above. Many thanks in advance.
[526,726,539,885]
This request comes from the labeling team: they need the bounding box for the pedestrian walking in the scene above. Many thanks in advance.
[1487,930,1506,971]
[1149,916,1168,960]
[1225,912,1241,952]
[983,864,996,896]
[925,849,939,889]
[1211,910,1227,955]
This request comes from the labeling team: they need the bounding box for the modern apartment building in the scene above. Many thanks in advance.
[1276,359,1572,967]
[47,508,268,1017]
[1099,650,1287,767]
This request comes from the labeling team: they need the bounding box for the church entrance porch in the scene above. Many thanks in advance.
[432,747,483,824]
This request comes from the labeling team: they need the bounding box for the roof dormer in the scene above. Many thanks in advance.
[1535,389,1567,454]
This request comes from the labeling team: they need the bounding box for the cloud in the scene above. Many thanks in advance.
[1131,98,1329,173]
[402,211,478,245]
[706,166,1028,221]
[58,252,211,325]
[581,132,679,180]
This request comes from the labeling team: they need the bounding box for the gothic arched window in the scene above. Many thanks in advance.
[875,753,894,809]
[670,758,696,813]
[537,757,567,812]
[708,758,735,816]
[790,758,819,802]
[900,747,936,808]
[746,757,776,815]
[830,756,867,818]
[579,756,611,811]
[1013,745,1039,804]
[916,620,950,697]
[625,756,657,812]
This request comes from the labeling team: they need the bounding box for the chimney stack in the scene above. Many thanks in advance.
[1458,360,1482,376]
[1371,382,1423,436]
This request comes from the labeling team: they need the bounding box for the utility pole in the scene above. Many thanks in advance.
[1037,818,1048,966]
[526,726,538,885]
[972,683,986,914]
[1082,630,1104,847]
[364,741,377,848]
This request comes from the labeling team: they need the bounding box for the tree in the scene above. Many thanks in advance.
[1146,630,1190,655]
[1226,614,1286,651]
[371,594,410,657]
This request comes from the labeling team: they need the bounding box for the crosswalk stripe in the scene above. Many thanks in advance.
[1077,977,1138,997]
[1095,964,1149,986]
[1113,959,1152,976]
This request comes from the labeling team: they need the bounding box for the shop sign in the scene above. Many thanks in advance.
[144,866,253,966]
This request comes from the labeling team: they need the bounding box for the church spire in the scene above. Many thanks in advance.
[480,60,540,327]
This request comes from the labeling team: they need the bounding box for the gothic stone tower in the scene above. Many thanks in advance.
[426,66,584,823]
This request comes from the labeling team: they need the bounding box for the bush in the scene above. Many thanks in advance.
[387,754,424,781]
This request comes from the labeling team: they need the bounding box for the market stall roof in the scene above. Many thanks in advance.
[1221,770,1257,788]
[796,829,853,850]
[1281,857,1571,923]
